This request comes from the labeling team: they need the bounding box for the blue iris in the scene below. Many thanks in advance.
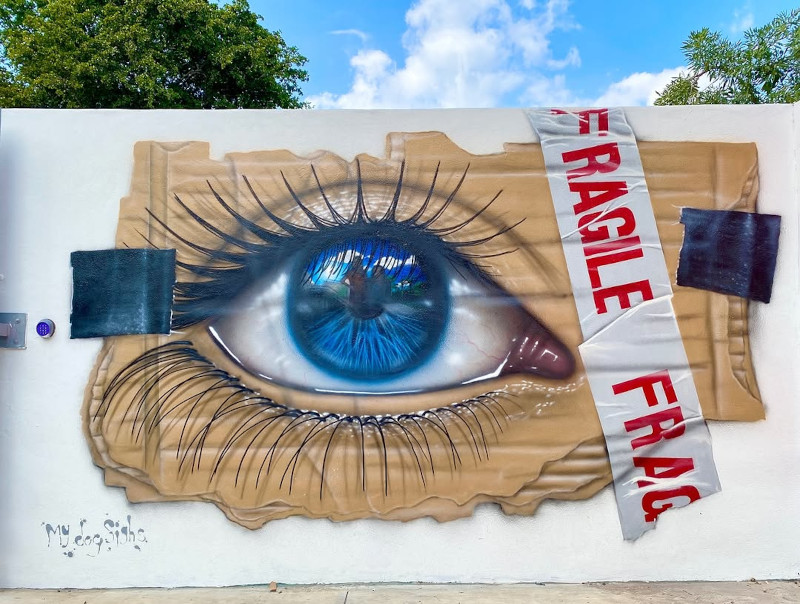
[287,238,449,381]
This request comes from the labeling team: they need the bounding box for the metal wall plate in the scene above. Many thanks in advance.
[0,313,27,349]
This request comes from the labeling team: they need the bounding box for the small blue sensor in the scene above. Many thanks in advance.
[36,319,55,338]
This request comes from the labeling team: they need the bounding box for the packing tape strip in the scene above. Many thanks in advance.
[70,249,176,338]
[528,108,720,540]
[678,208,780,303]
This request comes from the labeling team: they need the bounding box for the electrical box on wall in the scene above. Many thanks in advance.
[0,313,26,349]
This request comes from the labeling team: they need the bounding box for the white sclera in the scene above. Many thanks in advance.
[209,265,526,394]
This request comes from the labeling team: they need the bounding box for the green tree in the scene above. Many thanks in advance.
[0,0,308,108]
[655,9,800,105]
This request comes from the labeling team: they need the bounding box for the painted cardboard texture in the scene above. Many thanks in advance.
[83,132,763,529]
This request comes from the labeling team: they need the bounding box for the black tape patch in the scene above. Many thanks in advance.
[678,209,780,303]
[71,249,176,338]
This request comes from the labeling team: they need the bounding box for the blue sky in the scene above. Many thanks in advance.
[253,0,799,108]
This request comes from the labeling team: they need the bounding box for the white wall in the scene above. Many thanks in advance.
[0,106,798,588]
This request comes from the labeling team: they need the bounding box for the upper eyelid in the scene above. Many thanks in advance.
[154,161,519,329]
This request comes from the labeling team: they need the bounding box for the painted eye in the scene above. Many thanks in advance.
[167,162,576,395]
[209,228,574,394]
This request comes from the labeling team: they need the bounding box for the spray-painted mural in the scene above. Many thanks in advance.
[77,116,772,537]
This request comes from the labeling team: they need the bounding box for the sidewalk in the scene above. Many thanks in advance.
[2,582,799,603]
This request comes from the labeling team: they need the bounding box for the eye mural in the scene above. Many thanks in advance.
[83,132,766,529]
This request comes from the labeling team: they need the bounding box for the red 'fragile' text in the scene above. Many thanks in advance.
[612,370,701,523]
[559,109,654,315]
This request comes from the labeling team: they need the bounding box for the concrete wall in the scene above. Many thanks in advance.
[0,106,798,588]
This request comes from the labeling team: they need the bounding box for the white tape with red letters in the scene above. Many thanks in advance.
[527,108,720,540]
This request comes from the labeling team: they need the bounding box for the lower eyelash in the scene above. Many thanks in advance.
[94,341,519,498]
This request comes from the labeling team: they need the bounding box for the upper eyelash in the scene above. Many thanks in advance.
[139,160,523,329]
[95,341,520,497]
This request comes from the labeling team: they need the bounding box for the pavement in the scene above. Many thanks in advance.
[2,582,800,603]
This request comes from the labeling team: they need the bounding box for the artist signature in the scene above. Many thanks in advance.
[43,515,147,557]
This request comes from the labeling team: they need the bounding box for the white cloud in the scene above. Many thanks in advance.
[592,67,684,107]
[308,0,579,109]
[520,66,685,108]
[312,50,394,109]
[729,7,754,34]
[309,0,683,109]
[546,46,580,70]
[330,29,370,44]
[520,73,579,106]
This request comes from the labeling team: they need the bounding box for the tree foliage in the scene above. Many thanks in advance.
[0,0,308,108]
[655,9,800,105]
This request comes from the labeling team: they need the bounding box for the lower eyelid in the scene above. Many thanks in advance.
[189,323,529,416]
[98,340,500,503]
[90,333,603,525]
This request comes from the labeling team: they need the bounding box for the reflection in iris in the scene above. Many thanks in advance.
[290,238,448,380]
